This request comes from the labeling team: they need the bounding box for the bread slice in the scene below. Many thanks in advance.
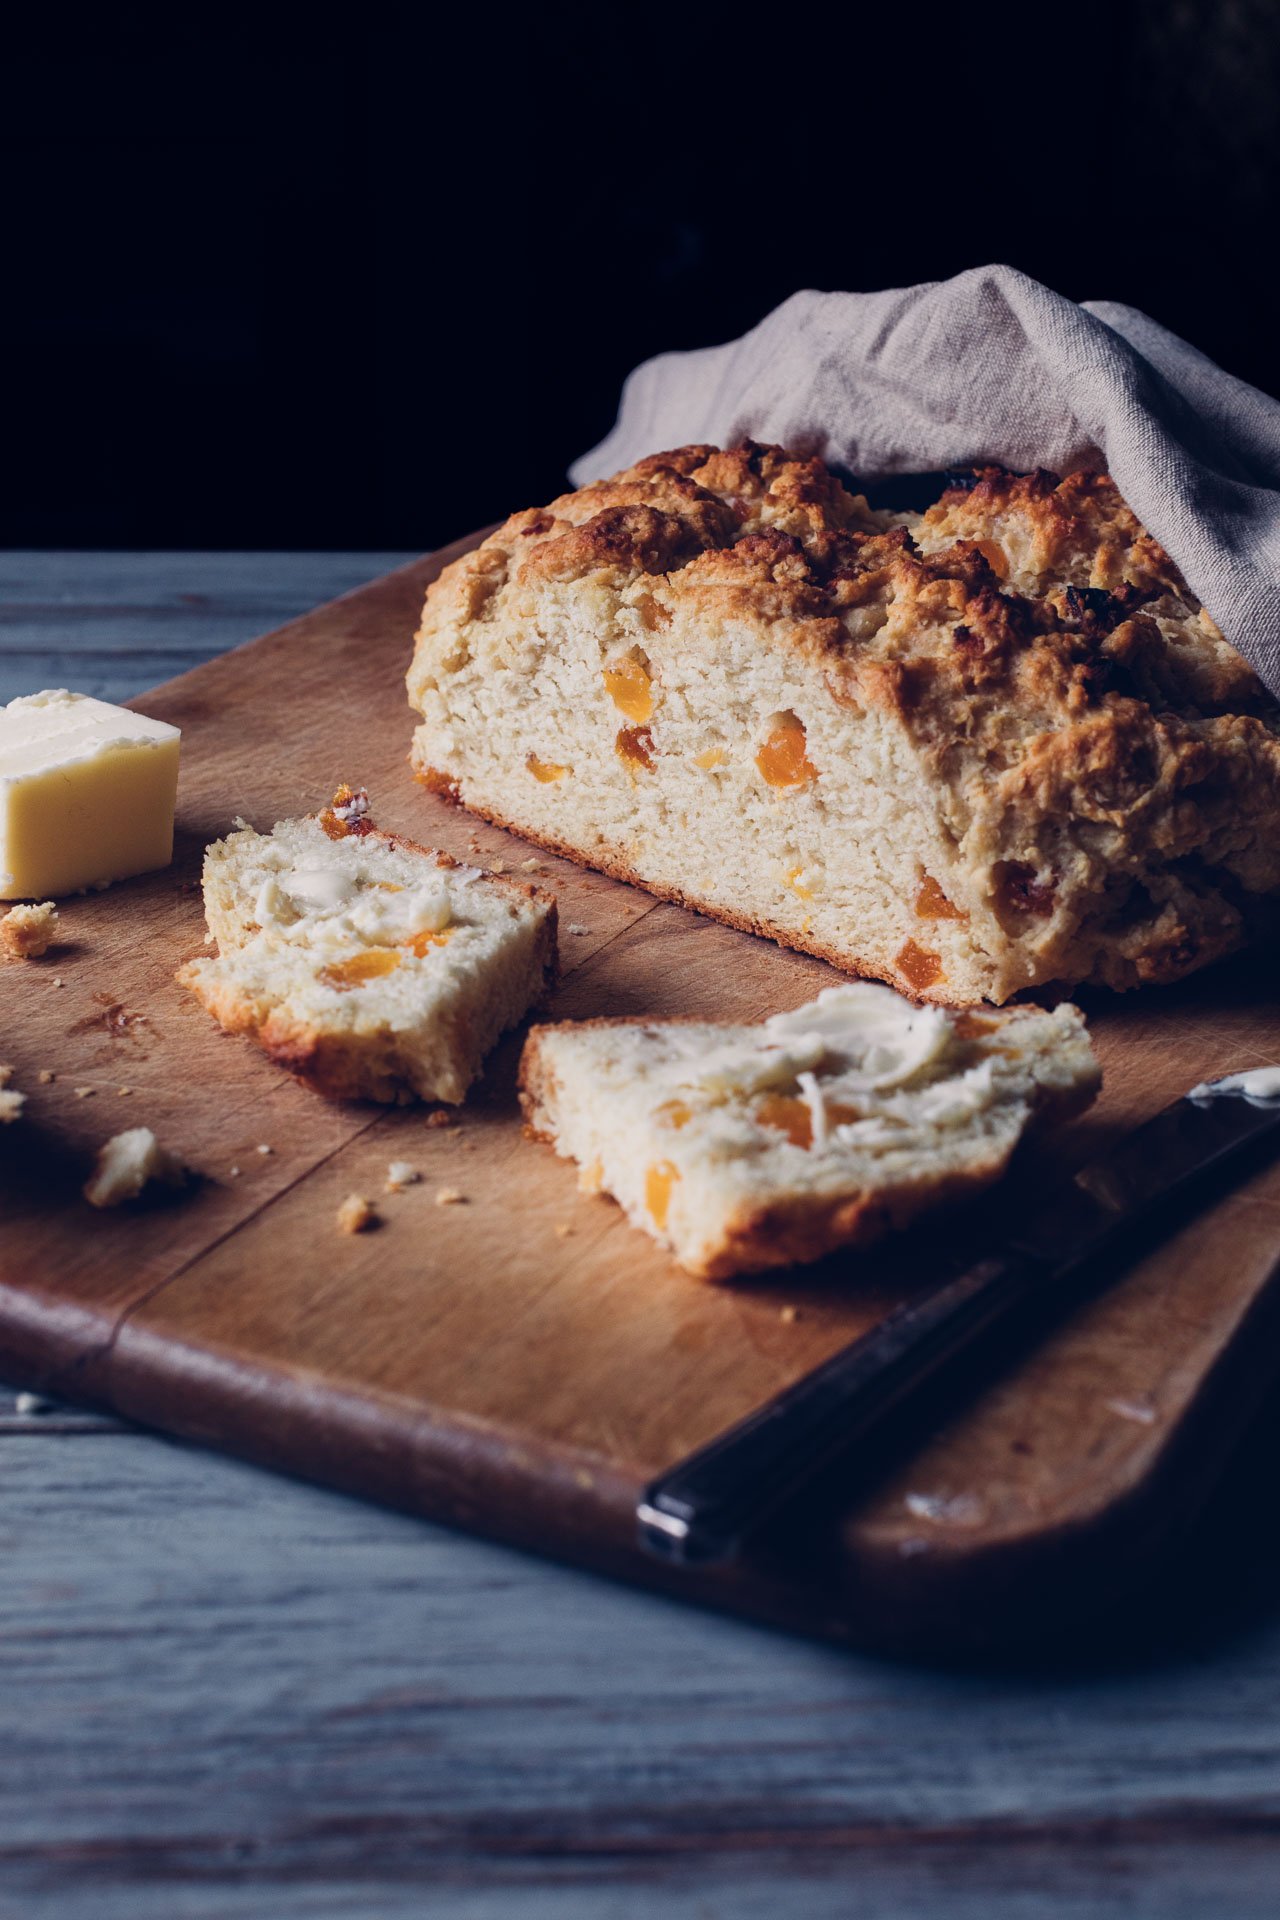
[177,788,557,1103]
[519,983,1099,1280]
[408,444,1280,1004]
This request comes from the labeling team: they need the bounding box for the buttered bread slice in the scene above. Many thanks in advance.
[519,983,1098,1280]
[408,444,1280,1004]
[178,788,556,1103]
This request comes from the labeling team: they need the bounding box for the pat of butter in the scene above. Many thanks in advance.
[0,689,181,899]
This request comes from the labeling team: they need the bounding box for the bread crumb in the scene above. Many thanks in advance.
[1,901,60,960]
[37,1069,55,1085]
[84,1127,188,1208]
[337,1193,376,1234]
[51,976,65,988]
[117,1086,133,1097]
[424,1109,453,1129]
[74,1086,95,1099]
[779,1304,801,1324]
[520,858,542,872]
[434,1186,465,1206]
[256,1143,273,1155]
[385,1161,421,1192]
[14,1390,57,1415]
[567,923,589,936]
[229,1165,241,1178]
[489,858,507,874]
[0,1081,24,1123]
[554,1221,573,1239]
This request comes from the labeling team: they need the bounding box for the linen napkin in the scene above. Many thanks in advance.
[571,266,1280,697]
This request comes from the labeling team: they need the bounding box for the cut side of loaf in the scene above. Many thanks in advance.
[519,983,1099,1280]
[408,443,1280,1004]
[177,789,557,1103]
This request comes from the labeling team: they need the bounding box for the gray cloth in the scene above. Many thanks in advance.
[571,265,1280,698]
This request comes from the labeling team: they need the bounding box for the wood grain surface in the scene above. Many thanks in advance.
[3,542,1280,1655]
[5,1378,1280,1917]
[5,554,1280,1918]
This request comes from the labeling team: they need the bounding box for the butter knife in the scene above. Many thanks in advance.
[637,1068,1280,1566]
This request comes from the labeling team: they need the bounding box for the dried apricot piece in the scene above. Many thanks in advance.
[603,654,653,723]
[757,1093,813,1148]
[915,874,965,921]
[320,948,402,989]
[616,726,656,771]
[756,714,816,789]
[526,753,569,783]
[645,1160,679,1229]
[896,940,943,992]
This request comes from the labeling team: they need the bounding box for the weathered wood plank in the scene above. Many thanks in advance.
[0,1427,1279,1917]
[0,552,415,703]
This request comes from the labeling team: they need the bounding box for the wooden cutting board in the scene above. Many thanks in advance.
[4,535,1280,1652]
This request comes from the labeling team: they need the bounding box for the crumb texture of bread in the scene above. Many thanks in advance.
[83,1126,187,1208]
[337,1193,376,1234]
[518,982,1099,1280]
[1,900,59,959]
[176,794,557,1104]
[408,444,1280,1004]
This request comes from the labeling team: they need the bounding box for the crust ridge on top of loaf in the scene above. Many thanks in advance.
[408,442,1280,1005]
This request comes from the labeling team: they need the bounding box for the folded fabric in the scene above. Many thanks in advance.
[571,265,1280,697]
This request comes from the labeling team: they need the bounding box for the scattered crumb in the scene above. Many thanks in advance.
[330,786,370,827]
[554,1222,573,1239]
[424,1109,453,1130]
[0,901,60,960]
[117,1086,133,1097]
[37,1069,55,1085]
[51,976,65,988]
[229,1165,241,1178]
[256,1143,273,1156]
[903,1490,987,1528]
[337,1193,376,1234]
[231,815,251,830]
[74,1086,95,1099]
[489,858,507,874]
[779,1304,801,1324]
[1105,1396,1158,1425]
[434,1186,465,1206]
[520,858,542,872]
[566,923,589,937]
[84,1127,189,1208]
[385,1161,421,1192]
[14,1390,57,1415]
[0,1085,24,1124]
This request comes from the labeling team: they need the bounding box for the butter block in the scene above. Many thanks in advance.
[0,690,181,899]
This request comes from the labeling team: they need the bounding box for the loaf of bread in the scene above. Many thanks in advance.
[408,445,1280,1004]
[177,788,557,1103]
[519,982,1099,1280]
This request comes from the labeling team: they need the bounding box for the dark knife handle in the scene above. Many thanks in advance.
[637,1247,1046,1565]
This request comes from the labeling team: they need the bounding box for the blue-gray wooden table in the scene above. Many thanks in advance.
[4,553,1280,1918]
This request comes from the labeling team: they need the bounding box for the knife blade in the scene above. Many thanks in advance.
[637,1068,1280,1566]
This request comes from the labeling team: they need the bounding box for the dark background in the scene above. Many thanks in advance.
[5,3,1279,552]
